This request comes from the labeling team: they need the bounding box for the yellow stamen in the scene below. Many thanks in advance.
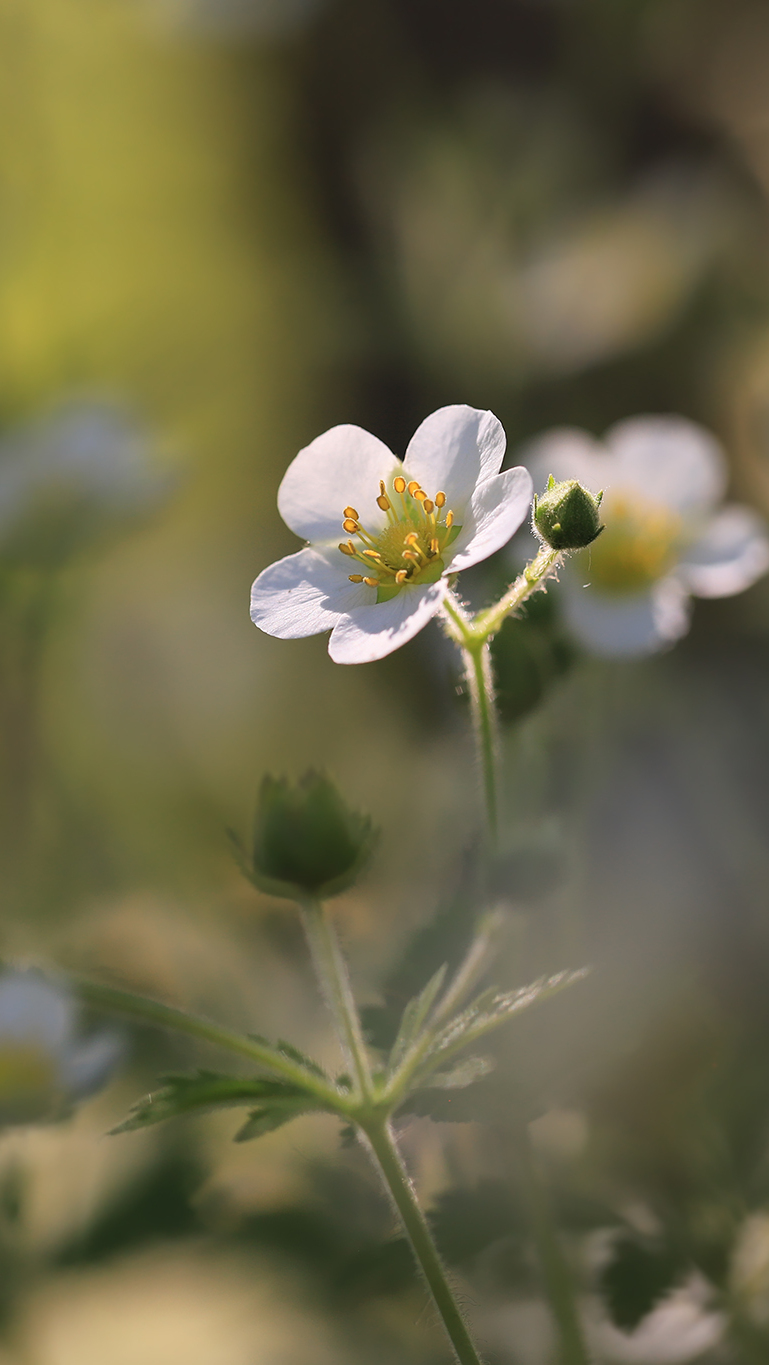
[430,537,439,555]
[435,491,446,508]
[393,476,406,494]
[445,510,454,528]
[395,569,408,583]
[349,574,364,583]
[407,481,421,497]
[343,506,359,520]
[363,577,378,588]
[377,494,391,511]
[343,518,358,534]
[413,488,427,502]
[423,498,434,514]
[405,532,419,545]
[362,549,381,559]
[338,542,355,556]
[402,550,419,563]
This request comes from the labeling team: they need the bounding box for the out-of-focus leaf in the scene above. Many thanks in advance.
[600,1235,688,1331]
[430,1180,525,1265]
[111,1070,325,1134]
[275,1039,329,1079]
[235,1095,319,1141]
[424,1056,495,1089]
[388,963,447,1069]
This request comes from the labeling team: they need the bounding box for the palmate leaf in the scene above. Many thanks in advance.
[388,964,448,1070]
[111,1070,328,1136]
[600,1235,688,1330]
[409,968,589,1090]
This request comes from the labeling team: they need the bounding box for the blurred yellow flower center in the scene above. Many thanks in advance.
[581,492,682,593]
[338,476,460,602]
[0,1045,55,1100]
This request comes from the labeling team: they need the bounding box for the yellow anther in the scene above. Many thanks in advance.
[405,531,419,544]
[362,549,381,559]
[430,537,439,555]
[445,510,454,528]
[363,576,378,588]
[338,542,355,556]
[413,488,427,502]
[435,491,446,508]
[349,574,364,583]
[343,506,359,520]
[377,494,391,511]
[343,518,358,534]
[407,481,421,497]
[394,476,406,494]
[395,569,408,583]
[423,498,434,514]
[403,550,419,562]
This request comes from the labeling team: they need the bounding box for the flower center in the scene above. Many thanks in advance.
[338,476,461,602]
[580,492,683,594]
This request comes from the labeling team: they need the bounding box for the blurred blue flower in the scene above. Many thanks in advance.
[0,969,122,1126]
[521,416,769,657]
[0,399,171,566]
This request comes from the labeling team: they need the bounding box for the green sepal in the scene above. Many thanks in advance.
[246,771,378,901]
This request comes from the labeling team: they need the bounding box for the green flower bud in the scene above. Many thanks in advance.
[533,475,604,551]
[247,771,377,901]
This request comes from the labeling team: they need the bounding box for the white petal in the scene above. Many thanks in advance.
[59,1031,123,1100]
[403,406,506,512]
[328,581,448,664]
[561,576,690,657]
[278,425,401,543]
[519,427,612,499]
[0,971,73,1051]
[605,416,727,514]
[448,467,533,572]
[250,546,370,639]
[677,504,769,598]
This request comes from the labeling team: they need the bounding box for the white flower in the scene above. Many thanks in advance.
[522,416,769,657]
[0,969,122,1127]
[250,405,533,664]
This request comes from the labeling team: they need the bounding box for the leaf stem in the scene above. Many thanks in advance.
[299,898,373,1100]
[74,976,344,1110]
[363,1117,487,1365]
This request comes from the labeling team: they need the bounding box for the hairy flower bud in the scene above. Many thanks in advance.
[533,476,604,551]
[247,772,377,901]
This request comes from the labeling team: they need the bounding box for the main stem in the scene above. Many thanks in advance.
[300,898,486,1364]
[516,1130,593,1365]
[365,1118,486,1365]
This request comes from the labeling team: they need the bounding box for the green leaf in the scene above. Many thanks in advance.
[408,969,588,1090]
[388,964,448,1070]
[600,1235,687,1331]
[424,1056,495,1089]
[276,1040,328,1079]
[111,1071,323,1135]
[235,1096,319,1142]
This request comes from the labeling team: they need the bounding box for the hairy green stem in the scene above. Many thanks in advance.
[74,976,344,1109]
[516,1129,593,1365]
[299,898,373,1099]
[364,1118,487,1365]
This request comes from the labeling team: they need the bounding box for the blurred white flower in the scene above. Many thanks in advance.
[0,400,170,566]
[522,416,769,656]
[0,969,121,1127]
[590,1275,725,1363]
[250,405,533,664]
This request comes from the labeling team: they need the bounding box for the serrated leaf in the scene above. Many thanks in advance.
[424,1056,495,1090]
[111,1071,322,1135]
[600,1235,687,1331]
[388,964,448,1070]
[235,1096,318,1141]
[276,1040,328,1079]
[418,969,589,1078]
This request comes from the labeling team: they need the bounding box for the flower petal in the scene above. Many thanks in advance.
[519,427,612,498]
[278,425,401,543]
[251,546,370,639]
[59,1031,123,1100]
[561,576,691,657]
[447,466,533,572]
[677,504,769,598]
[606,415,727,514]
[328,581,448,664]
[403,406,506,512]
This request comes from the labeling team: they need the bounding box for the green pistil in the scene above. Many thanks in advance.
[340,478,461,599]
